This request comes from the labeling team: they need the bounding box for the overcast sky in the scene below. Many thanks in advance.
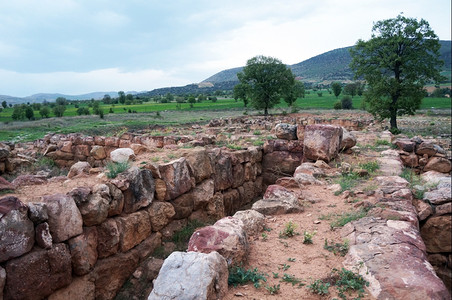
[0,0,450,97]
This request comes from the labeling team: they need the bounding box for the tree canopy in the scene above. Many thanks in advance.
[350,14,443,132]
[236,55,295,115]
[331,82,342,98]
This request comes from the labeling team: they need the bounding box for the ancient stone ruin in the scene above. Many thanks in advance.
[0,115,450,299]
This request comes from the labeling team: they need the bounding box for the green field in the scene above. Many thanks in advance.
[0,91,450,143]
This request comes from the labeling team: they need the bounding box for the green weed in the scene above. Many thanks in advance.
[303,230,317,244]
[281,273,303,286]
[333,267,369,299]
[279,221,299,238]
[358,161,379,173]
[106,161,130,178]
[228,266,268,288]
[330,209,368,229]
[307,279,330,295]
[265,284,280,295]
[323,239,349,256]
[171,219,206,251]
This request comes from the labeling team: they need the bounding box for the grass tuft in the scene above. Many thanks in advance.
[106,161,130,178]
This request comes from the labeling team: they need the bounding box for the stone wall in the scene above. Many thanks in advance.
[0,146,266,300]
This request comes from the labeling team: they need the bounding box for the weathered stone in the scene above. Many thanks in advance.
[90,145,106,160]
[35,222,52,249]
[161,219,188,239]
[159,157,193,200]
[171,193,194,219]
[147,201,175,232]
[400,152,419,168]
[303,124,342,162]
[112,167,155,214]
[97,218,120,258]
[274,123,297,140]
[340,127,357,151]
[110,148,135,163]
[396,139,416,152]
[263,139,303,153]
[192,179,215,210]
[183,148,213,183]
[421,171,450,186]
[233,209,265,236]
[148,251,228,300]
[211,153,233,192]
[4,244,72,300]
[0,147,10,160]
[116,210,152,252]
[74,144,90,157]
[294,162,326,177]
[435,202,452,216]
[91,233,161,300]
[27,202,48,223]
[424,156,452,173]
[244,162,257,181]
[67,161,91,178]
[206,192,225,220]
[252,185,303,215]
[104,136,119,147]
[424,187,451,205]
[0,176,15,191]
[104,183,123,216]
[375,176,409,194]
[68,226,98,276]
[262,151,302,184]
[421,215,452,253]
[232,163,245,188]
[67,186,91,206]
[223,188,240,215]
[78,192,110,227]
[11,174,47,186]
[416,142,441,157]
[48,276,95,300]
[0,266,5,300]
[413,199,433,221]
[41,194,83,243]
[0,196,34,262]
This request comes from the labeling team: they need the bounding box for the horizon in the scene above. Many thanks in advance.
[1,1,451,97]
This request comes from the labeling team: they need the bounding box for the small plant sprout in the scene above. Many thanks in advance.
[106,161,130,179]
[280,220,299,238]
[281,274,303,286]
[281,264,290,271]
[272,272,279,278]
[228,266,268,288]
[303,230,317,244]
[265,284,280,295]
[307,279,330,295]
[261,233,268,241]
[323,239,350,256]
[288,257,296,262]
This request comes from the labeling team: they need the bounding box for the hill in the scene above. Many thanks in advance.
[202,40,451,85]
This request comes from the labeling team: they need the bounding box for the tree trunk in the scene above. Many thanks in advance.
[390,111,397,130]
[264,106,268,115]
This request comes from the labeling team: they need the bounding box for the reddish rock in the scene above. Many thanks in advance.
[435,202,452,216]
[413,199,433,221]
[170,193,194,219]
[396,139,416,152]
[129,143,149,155]
[223,188,240,215]
[60,141,73,153]
[97,218,120,258]
[77,186,110,226]
[160,219,188,239]
[421,215,452,253]
[105,183,124,216]
[159,158,193,200]
[0,176,15,191]
[112,167,155,214]
[375,176,409,194]
[232,163,245,188]
[211,153,233,192]
[67,161,91,178]
[0,196,34,262]
[94,136,105,146]
[104,136,119,147]
[252,188,302,215]
[182,148,213,183]
[4,244,72,300]
[74,144,90,157]
[154,178,166,201]
[188,217,249,265]
[42,194,83,243]
[303,124,342,162]
[68,226,98,276]
[148,251,228,300]
[90,145,106,160]
[48,275,95,300]
[11,174,47,186]
[140,136,164,148]
[147,201,175,232]
[192,179,215,210]
[424,157,452,173]
[416,142,440,156]
[262,151,302,184]
[0,266,5,300]
[35,222,53,249]
[244,162,257,181]
[116,210,152,252]
[233,209,265,237]
[400,153,419,167]
[238,181,257,206]
[27,202,49,223]
[46,150,75,161]
[424,188,451,205]
[206,192,225,220]
[263,139,303,153]
[263,184,297,202]
[340,127,357,151]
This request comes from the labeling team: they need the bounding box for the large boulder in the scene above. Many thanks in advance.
[0,176,15,191]
[188,217,249,266]
[4,244,72,300]
[148,251,228,300]
[377,150,403,176]
[112,167,155,214]
[77,184,111,226]
[262,151,303,184]
[96,218,120,259]
[303,124,342,162]
[421,215,452,253]
[0,196,34,263]
[41,194,83,243]
[424,157,452,173]
[116,210,152,252]
[340,127,357,151]
[232,209,265,236]
[11,175,47,186]
[274,123,297,140]
[67,161,91,178]
[68,226,98,276]
[183,148,213,183]
[252,185,303,215]
[110,148,135,163]
[146,201,176,232]
[159,157,193,200]
[47,276,95,300]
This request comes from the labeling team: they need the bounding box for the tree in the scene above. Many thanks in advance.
[344,83,357,97]
[350,14,443,132]
[53,105,66,117]
[118,91,126,104]
[284,80,305,107]
[1,101,6,109]
[39,106,50,118]
[103,94,112,104]
[25,106,34,120]
[55,97,67,106]
[188,96,196,108]
[11,105,25,120]
[331,82,342,98]
[233,83,249,107]
[237,55,295,115]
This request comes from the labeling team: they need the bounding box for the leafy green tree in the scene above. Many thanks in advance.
[284,80,305,107]
[237,55,295,115]
[118,91,126,104]
[103,94,112,104]
[11,105,25,120]
[53,105,66,117]
[55,97,67,106]
[25,106,34,120]
[233,83,249,107]
[350,14,443,132]
[331,82,342,98]
[165,93,174,102]
[1,101,7,109]
[188,96,196,108]
[39,106,50,118]
[344,83,357,97]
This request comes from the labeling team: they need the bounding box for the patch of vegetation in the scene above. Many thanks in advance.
[106,161,130,178]
[307,279,330,295]
[279,221,299,238]
[335,172,360,195]
[303,230,316,244]
[265,284,280,295]
[261,232,268,241]
[323,239,349,256]
[281,273,304,286]
[330,208,369,229]
[228,266,268,288]
[333,267,369,300]
[358,161,379,173]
